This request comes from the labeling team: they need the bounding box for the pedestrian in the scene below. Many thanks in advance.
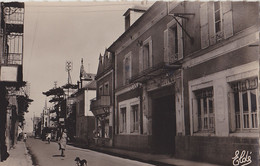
[46,132,51,144]
[58,129,67,157]
[23,133,27,142]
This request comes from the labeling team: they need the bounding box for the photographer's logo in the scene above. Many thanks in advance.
[232,150,252,166]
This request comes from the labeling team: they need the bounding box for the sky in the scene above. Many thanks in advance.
[23,1,153,132]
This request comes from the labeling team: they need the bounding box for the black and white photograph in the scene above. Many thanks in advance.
[0,1,259,166]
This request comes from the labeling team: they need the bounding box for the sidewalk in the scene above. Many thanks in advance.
[70,143,221,166]
[1,141,33,166]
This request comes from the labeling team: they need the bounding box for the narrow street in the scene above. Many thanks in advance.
[25,138,154,166]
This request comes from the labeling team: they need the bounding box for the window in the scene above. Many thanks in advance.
[104,82,109,95]
[99,85,103,96]
[169,26,178,61]
[139,37,152,72]
[230,78,258,131]
[123,53,131,85]
[130,104,139,133]
[120,107,127,133]
[164,19,183,63]
[193,87,214,133]
[200,2,233,48]
[214,2,221,34]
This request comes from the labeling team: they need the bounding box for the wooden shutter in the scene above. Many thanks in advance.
[192,98,199,133]
[177,19,183,60]
[208,2,216,45]
[149,39,153,67]
[123,58,126,85]
[139,47,143,72]
[228,92,236,132]
[164,29,169,63]
[200,3,209,49]
[130,108,134,133]
[222,1,233,39]
[119,110,123,133]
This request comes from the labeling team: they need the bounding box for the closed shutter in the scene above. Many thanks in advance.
[130,109,134,133]
[163,29,169,63]
[208,2,216,45]
[123,58,125,85]
[222,1,233,39]
[149,39,153,67]
[228,92,236,132]
[200,3,209,49]
[139,47,143,72]
[177,19,183,60]
[192,98,199,133]
[119,110,123,133]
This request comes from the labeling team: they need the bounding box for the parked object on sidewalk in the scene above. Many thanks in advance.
[58,129,67,157]
[75,157,87,166]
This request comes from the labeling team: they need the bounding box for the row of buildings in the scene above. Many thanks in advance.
[39,2,259,166]
[0,2,32,162]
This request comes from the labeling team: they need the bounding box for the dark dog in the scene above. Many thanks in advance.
[75,157,87,166]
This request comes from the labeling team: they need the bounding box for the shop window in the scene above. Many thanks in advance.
[130,104,139,133]
[119,107,127,133]
[229,78,258,131]
[193,87,214,133]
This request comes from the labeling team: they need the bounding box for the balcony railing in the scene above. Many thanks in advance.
[90,95,111,110]
[1,53,22,65]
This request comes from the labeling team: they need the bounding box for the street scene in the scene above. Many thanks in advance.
[0,1,259,166]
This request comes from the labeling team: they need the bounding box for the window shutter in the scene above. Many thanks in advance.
[222,2,233,39]
[228,92,236,132]
[208,2,216,45]
[192,98,199,133]
[123,58,126,85]
[149,39,153,67]
[177,19,183,60]
[139,47,143,72]
[164,29,169,63]
[119,111,123,133]
[130,109,134,133]
[129,53,132,80]
[200,3,209,49]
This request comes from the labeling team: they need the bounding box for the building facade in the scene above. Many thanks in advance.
[74,60,96,145]
[107,1,259,165]
[0,2,25,162]
[90,50,114,146]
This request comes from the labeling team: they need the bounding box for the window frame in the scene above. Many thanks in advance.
[119,106,127,133]
[123,52,132,85]
[229,78,258,131]
[104,82,109,96]
[193,87,215,133]
[130,104,139,133]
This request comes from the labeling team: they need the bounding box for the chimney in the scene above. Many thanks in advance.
[123,6,147,31]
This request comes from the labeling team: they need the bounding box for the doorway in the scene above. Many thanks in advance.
[151,89,176,154]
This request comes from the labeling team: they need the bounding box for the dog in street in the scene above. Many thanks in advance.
[75,157,87,166]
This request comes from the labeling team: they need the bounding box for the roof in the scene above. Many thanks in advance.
[83,80,97,90]
[107,1,162,52]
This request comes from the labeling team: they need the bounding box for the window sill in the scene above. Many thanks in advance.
[192,132,215,136]
[229,130,258,138]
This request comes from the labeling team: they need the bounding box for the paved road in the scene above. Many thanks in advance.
[26,138,155,166]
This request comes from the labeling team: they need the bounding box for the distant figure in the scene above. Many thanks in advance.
[23,133,27,142]
[46,133,51,144]
[58,129,67,157]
